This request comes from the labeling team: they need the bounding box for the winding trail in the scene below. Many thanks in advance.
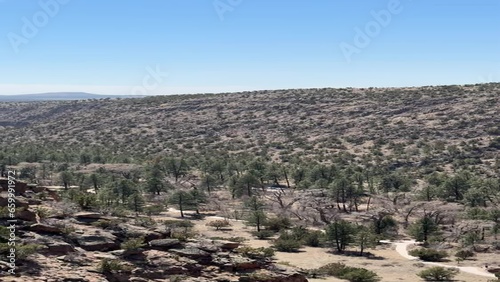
[380,240,496,278]
[165,208,495,278]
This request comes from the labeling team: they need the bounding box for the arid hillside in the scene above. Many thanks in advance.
[1,83,500,282]
[1,83,500,172]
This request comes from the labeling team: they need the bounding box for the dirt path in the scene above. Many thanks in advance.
[380,240,496,278]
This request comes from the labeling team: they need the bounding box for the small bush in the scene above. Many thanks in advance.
[120,237,144,251]
[417,266,458,281]
[455,249,475,260]
[92,219,123,230]
[163,220,194,229]
[314,263,380,282]
[170,229,197,242]
[342,268,380,282]
[144,204,165,215]
[236,246,275,259]
[36,207,52,219]
[0,243,42,260]
[273,239,301,252]
[264,217,292,232]
[409,248,448,262]
[97,259,131,273]
[252,230,275,240]
[135,217,157,228]
[303,230,324,247]
[206,219,231,230]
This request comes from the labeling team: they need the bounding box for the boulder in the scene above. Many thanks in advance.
[187,241,220,253]
[239,270,309,282]
[116,224,164,242]
[216,240,241,251]
[0,194,29,208]
[17,209,37,221]
[28,223,62,234]
[44,241,75,255]
[76,233,119,251]
[30,185,47,193]
[74,212,105,223]
[0,178,27,195]
[148,239,182,250]
[171,247,211,259]
[27,198,42,205]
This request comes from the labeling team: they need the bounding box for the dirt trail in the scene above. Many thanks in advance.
[380,240,496,278]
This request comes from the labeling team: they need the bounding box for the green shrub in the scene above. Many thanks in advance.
[303,230,324,247]
[273,239,301,252]
[135,217,157,228]
[92,219,124,230]
[317,263,349,276]
[264,217,291,232]
[455,249,475,260]
[120,237,144,251]
[252,230,275,240]
[163,220,194,229]
[236,246,275,259]
[144,204,165,215]
[314,263,380,282]
[97,259,131,273]
[409,248,448,262]
[341,268,380,282]
[417,266,458,281]
[0,243,42,260]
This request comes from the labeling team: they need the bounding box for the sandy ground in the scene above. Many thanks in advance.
[157,209,495,282]
[380,240,496,278]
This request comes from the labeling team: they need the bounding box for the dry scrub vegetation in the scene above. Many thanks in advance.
[1,83,500,282]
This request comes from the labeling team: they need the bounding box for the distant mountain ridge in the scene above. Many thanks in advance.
[0,92,146,102]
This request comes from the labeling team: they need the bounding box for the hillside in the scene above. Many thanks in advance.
[1,83,500,282]
[1,83,499,172]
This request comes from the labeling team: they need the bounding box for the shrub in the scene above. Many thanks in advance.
[317,263,349,276]
[314,263,380,282]
[135,217,156,228]
[92,219,123,230]
[120,237,144,251]
[36,207,52,219]
[163,220,194,229]
[264,217,292,232]
[171,229,197,242]
[236,246,275,259]
[252,230,275,240]
[341,268,380,282]
[409,248,448,262]
[273,239,301,252]
[455,249,475,260]
[417,266,458,281]
[0,243,42,260]
[206,219,231,230]
[144,204,165,215]
[303,230,324,247]
[97,259,131,273]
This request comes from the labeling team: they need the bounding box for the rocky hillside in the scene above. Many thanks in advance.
[1,83,499,174]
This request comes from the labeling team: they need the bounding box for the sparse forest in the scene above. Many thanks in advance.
[1,83,500,282]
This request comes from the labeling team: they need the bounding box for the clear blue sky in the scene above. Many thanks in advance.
[0,0,498,95]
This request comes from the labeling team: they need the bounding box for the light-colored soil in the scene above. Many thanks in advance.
[158,208,495,282]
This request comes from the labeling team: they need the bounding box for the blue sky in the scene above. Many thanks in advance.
[0,0,498,95]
